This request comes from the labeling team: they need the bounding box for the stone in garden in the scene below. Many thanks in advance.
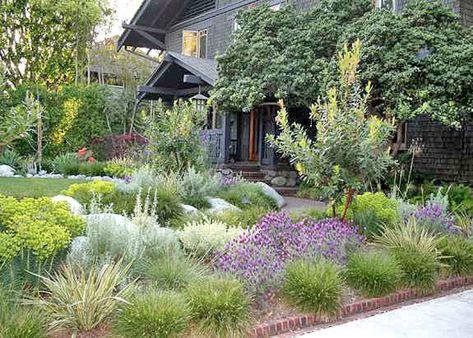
[271,176,287,187]
[181,204,202,215]
[256,182,286,208]
[286,178,297,187]
[207,197,241,214]
[0,165,15,177]
[13,174,23,178]
[52,195,84,215]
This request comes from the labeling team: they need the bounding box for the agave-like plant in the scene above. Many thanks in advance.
[29,260,134,333]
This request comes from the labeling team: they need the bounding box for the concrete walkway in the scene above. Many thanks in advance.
[300,290,473,338]
[281,197,326,215]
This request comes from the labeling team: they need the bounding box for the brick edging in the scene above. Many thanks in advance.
[250,276,473,337]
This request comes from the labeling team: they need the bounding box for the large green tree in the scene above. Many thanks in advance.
[212,0,473,127]
[0,0,110,87]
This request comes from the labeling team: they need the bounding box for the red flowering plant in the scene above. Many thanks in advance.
[76,147,96,163]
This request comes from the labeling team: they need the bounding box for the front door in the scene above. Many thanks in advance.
[249,109,259,161]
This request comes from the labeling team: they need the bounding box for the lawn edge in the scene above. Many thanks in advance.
[250,276,473,337]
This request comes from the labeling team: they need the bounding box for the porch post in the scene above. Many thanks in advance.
[222,112,231,163]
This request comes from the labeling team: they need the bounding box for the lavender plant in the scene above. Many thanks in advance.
[215,213,363,298]
[412,201,458,234]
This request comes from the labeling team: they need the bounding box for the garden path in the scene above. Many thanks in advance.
[298,289,473,338]
[281,197,326,215]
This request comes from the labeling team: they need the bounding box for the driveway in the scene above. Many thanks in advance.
[300,290,473,338]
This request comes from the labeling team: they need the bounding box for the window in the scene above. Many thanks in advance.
[182,29,208,58]
[376,0,396,11]
[233,19,241,33]
[270,3,281,11]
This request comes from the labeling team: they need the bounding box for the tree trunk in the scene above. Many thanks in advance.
[341,188,356,221]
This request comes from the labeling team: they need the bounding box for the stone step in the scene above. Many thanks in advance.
[274,187,298,197]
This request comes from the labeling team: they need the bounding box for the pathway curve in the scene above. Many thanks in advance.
[281,196,326,215]
[299,290,473,338]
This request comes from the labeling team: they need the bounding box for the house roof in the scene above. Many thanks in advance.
[117,0,190,51]
[137,51,217,102]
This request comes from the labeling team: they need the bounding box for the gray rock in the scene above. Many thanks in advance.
[13,174,23,178]
[206,197,241,214]
[265,170,277,177]
[180,204,202,215]
[271,176,287,187]
[286,178,297,187]
[288,171,299,179]
[0,165,15,177]
[256,182,286,208]
[52,195,84,215]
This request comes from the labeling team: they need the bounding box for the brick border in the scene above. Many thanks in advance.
[250,276,473,337]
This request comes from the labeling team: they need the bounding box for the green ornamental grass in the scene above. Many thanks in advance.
[186,275,252,338]
[345,250,401,297]
[283,260,343,318]
[437,236,473,277]
[115,290,190,338]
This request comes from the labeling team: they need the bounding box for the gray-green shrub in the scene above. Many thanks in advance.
[217,182,277,210]
[345,251,401,297]
[186,275,252,338]
[114,290,190,338]
[283,260,343,317]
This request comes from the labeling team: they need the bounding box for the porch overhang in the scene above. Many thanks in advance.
[137,51,218,102]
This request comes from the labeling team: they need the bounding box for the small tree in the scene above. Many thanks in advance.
[268,41,395,219]
[144,100,207,173]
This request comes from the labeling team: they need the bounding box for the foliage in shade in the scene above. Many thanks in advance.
[345,250,401,297]
[283,259,343,317]
[31,261,133,333]
[0,284,46,338]
[186,275,252,338]
[437,236,473,277]
[216,213,363,297]
[114,290,190,338]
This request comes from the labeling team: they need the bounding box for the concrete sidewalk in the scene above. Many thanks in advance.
[300,290,473,338]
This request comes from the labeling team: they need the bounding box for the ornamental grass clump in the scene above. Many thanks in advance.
[32,261,133,333]
[216,212,363,297]
[283,259,343,318]
[437,236,473,277]
[114,290,190,338]
[186,275,252,338]
[345,250,401,297]
[375,219,442,293]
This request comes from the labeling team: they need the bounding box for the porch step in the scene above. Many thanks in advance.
[274,187,298,197]
[239,171,266,182]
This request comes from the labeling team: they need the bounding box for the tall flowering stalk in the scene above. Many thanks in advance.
[215,213,364,298]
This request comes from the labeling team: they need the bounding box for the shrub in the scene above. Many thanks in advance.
[33,261,133,333]
[217,182,277,210]
[0,148,22,169]
[186,275,251,338]
[375,219,441,292]
[283,260,342,317]
[437,236,473,277]
[212,206,268,229]
[216,213,363,297]
[0,195,85,262]
[153,188,184,225]
[114,290,190,338]
[179,168,219,209]
[345,251,400,297]
[51,153,80,175]
[77,161,106,176]
[443,184,473,215]
[63,180,116,204]
[104,157,136,178]
[144,255,207,290]
[178,218,244,258]
[0,284,46,338]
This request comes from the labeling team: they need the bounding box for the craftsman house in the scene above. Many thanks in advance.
[119,0,473,184]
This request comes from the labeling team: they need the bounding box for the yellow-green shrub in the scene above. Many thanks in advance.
[0,194,85,261]
[63,180,116,204]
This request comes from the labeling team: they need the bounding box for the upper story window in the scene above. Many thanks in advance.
[182,29,208,58]
[376,0,397,11]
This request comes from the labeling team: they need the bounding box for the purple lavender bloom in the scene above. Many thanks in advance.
[412,201,458,234]
[123,175,132,184]
[214,212,364,299]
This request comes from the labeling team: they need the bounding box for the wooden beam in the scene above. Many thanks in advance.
[124,46,160,63]
[134,29,167,50]
[122,23,168,35]
[138,85,177,96]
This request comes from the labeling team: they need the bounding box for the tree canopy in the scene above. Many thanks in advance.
[212,0,473,127]
[0,0,111,87]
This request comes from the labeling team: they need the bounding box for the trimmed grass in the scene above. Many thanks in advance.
[0,177,87,199]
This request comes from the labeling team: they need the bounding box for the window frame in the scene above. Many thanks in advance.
[182,29,208,58]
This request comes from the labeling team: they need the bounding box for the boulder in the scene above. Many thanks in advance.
[52,195,84,215]
[206,197,241,214]
[270,176,287,187]
[0,165,15,177]
[180,204,202,216]
[256,182,286,208]
[286,178,298,187]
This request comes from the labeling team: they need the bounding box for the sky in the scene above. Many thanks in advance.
[100,0,143,39]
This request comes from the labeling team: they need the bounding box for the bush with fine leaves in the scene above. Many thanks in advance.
[283,259,343,317]
[437,236,473,277]
[345,250,400,297]
[186,275,252,338]
[217,182,278,210]
[114,290,190,338]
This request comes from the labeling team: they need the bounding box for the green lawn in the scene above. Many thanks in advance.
[0,177,87,199]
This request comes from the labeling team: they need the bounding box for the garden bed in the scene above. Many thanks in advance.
[251,276,473,337]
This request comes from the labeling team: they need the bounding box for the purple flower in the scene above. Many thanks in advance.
[214,212,364,299]
[412,201,458,234]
